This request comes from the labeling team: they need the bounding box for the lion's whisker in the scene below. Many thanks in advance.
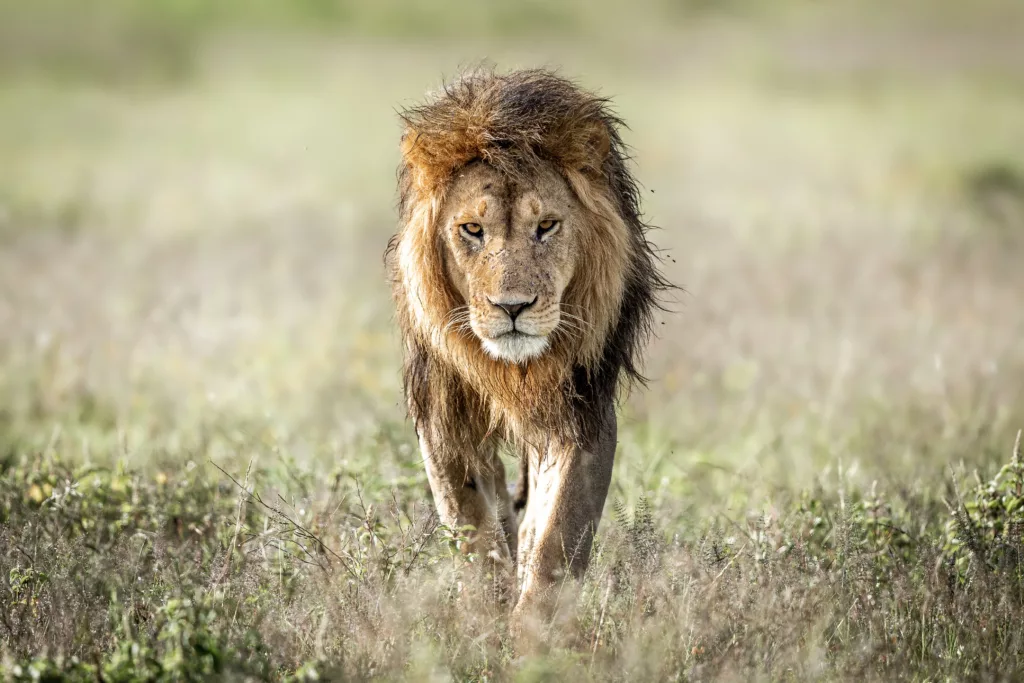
[558,311,593,330]
[552,326,577,343]
[444,307,473,334]
[556,314,588,332]
[553,321,583,340]
[447,318,475,338]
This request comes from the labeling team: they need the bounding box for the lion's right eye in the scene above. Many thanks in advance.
[460,223,483,239]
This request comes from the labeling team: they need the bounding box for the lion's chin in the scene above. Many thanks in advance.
[480,333,549,364]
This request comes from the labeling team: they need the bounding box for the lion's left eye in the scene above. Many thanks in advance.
[460,223,484,239]
[536,219,560,240]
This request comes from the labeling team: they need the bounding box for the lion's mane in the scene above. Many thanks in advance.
[386,68,668,453]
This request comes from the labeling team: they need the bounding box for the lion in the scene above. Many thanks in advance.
[386,68,667,621]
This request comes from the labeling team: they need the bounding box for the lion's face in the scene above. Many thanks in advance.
[440,161,581,364]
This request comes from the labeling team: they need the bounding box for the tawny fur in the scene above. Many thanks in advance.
[386,68,668,465]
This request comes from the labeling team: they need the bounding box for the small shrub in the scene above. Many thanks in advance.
[945,431,1024,577]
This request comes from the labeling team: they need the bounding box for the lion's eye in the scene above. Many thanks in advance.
[536,219,560,240]
[460,223,483,239]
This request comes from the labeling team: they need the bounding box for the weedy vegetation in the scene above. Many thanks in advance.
[2,0,1024,680]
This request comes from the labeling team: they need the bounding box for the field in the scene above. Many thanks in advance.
[2,1,1024,680]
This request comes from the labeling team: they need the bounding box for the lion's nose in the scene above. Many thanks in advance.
[489,297,537,322]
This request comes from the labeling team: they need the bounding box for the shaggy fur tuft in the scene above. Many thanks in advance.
[399,69,615,196]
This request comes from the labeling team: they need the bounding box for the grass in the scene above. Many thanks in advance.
[2,1,1024,680]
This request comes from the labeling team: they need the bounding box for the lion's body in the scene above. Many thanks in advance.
[386,68,666,623]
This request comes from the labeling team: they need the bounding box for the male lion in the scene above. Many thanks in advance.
[386,68,666,619]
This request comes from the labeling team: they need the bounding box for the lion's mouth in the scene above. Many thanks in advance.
[480,330,549,364]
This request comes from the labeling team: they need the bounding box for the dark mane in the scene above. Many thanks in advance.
[390,67,671,447]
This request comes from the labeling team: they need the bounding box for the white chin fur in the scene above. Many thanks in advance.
[481,334,549,364]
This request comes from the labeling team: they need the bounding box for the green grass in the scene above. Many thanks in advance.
[2,2,1024,680]
[3,428,1024,680]
[2,0,1021,82]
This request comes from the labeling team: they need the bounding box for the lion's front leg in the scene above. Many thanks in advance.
[417,424,515,583]
[514,406,617,625]
[491,452,519,560]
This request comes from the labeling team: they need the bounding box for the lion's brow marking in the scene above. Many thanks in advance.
[454,201,493,228]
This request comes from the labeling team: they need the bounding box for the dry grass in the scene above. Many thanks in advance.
[2,3,1024,680]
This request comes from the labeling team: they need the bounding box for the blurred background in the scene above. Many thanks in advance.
[1,0,1023,509]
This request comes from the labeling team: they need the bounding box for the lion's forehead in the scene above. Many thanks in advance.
[446,162,570,224]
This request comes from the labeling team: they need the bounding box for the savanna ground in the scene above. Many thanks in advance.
[1,1,1024,680]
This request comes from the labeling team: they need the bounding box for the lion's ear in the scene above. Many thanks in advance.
[400,127,438,195]
[587,120,612,162]
[399,126,419,158]
[400,127,425,173]
[401,124,482,195]
[576,119,611,177]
